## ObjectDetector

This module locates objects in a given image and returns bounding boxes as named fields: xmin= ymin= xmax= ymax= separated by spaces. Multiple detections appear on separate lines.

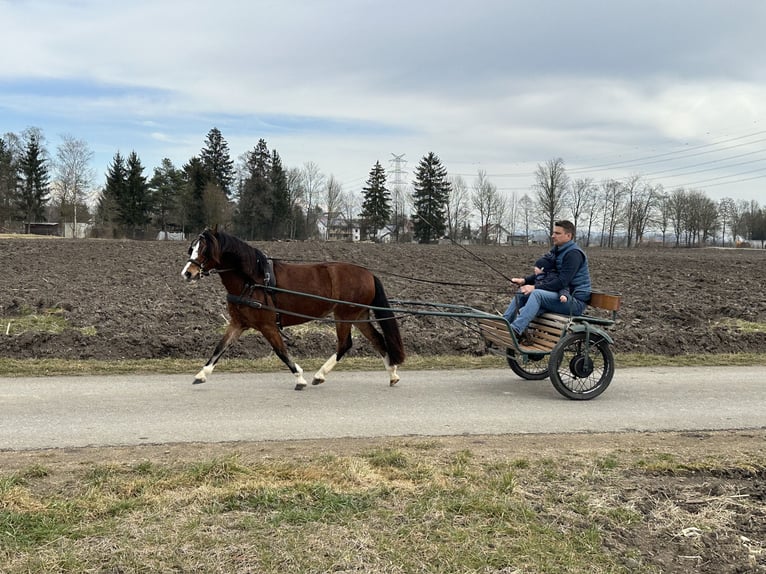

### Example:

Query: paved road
xmin=1 ymin=366 xmax=763 ymax=451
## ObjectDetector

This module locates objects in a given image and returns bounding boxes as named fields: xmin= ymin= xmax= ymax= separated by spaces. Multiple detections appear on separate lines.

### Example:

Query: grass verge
xmin=0 ymin=352 xmax=765 ymax=377
xmin=1 ymin=433 xmax=763 ymax=573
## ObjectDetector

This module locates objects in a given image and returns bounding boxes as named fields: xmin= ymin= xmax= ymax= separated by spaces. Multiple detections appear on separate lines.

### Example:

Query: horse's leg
xmin=354 ymin=320 xmax=400 ymax=386
xmin=312 ymin=321 xmax=353 ymax=385
xmin=259 ymin=323 xmax=309 ymax=390
xmin=193 ymin=323 xmax=244 ymax=384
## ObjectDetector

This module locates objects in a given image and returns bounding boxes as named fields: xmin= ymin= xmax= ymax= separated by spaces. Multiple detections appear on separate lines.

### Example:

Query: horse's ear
xmin=212 ymin=224 xmax=219 ymax=234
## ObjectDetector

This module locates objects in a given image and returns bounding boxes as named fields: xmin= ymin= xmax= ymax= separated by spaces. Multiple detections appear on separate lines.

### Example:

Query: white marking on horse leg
xmin=383 ymin=354 xmax=400 ymax=386
xmin=193 ymin=364 xmax=215 ymax=384
xmin=293 ymin=363 xmax=308 ymax=390
xmin=312 ymin=354 xmax=338 ymax=385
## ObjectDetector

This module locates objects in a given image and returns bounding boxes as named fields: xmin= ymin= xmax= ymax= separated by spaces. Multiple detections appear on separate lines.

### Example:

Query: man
xmin=502 ymin=220 xmax=591 ymax=340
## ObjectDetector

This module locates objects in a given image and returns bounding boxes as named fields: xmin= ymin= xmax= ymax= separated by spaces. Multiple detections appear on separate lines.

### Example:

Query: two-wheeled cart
xmin=391 ymin=291 xmax=622 ymax=400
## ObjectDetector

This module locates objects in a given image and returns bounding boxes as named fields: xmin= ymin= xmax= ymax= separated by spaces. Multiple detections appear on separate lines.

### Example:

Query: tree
xmin=123 ymin=151 xmax=151 ymax=237
xmin=0 ymin=137 xmax=19 ymax=230
xmin=285 ymin=167 xmax=306 ymax=239
xmin=445 ymin=175 xmax=471 ymax=242
xmin=200 ymin=127 xmax=235 ymax=197
xmin=323 ymin=175 xmax=344 ymax=240
xmin=149 ymin=158 xmax=184 ymax=233
xmin=17 ymin=129 xmax=50 ymax=231
xmin=533 ymin=157 xmax=568 ymax=240
xmin=359 ymin=161 xmax=391 ymax=240
xmin=568 ymin=177 xmax=597 ymax=243
xmin=471 ymin=170 xmax=504 ymax=244
xmin=599 ymin=179 xmax=623 ymax=248
xmin=301 ymin=161 xmax=325 ymax=239
xmin=182 ymin=157 xmax=207 ymax=233
xmin=411 ymin=152 xmax=451 ymax=244
xmin=235 ymin=139 xmax=271 ymax=239
xmin=269 ymin=150 xmax=290 ymax=239
xmin=97 ymin=151 xmax=127 ymax=236
xmin=52 ymin=134 xmax=95 ymax=236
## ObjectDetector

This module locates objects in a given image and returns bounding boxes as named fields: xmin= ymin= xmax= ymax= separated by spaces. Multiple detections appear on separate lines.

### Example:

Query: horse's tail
xmin=371 ymin=275 xmax=406 ymax=365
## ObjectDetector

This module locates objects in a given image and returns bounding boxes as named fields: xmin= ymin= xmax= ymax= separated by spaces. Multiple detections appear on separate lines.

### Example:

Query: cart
xmin=391 ymin=291 xmax=621 ymax=400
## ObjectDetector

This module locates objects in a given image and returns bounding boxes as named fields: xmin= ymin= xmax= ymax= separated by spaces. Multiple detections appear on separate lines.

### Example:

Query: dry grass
xmin=1 ymin=432 xmax=764 ymax=573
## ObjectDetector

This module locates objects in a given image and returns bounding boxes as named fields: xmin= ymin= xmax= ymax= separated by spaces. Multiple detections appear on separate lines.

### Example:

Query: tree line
xmin=1 ymin=127 xmax=764 ymax=246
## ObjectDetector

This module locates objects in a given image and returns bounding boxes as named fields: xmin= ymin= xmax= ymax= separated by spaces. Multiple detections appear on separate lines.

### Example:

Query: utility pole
xmin=389 ymin=153 xmax=407 ymax=242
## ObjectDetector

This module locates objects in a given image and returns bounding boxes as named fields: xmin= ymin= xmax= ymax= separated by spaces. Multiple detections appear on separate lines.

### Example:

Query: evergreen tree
xmin=200 ymin=127 xmax=235 ymax=197
xmin=270 ymin=150 xmax=290 ymax=239
xmin=17 ymin=131 xmax=50 ymax=230
xmin=359 ymin=160 xmax=391 ymax=240
xmin=412 ymin=152 xmax=451 ymax=243
xmin=0 ymin=137 xmax=19 ymax=229
xmin=97 ymin=151 xmax=127 ymax=235
xmin=235 ymin=139 xmax=272 ymax=240
xmin=182 ymin=156 xmax=207 ymax=233
xmin=149 ymin=158 xmax=183 ymax=233
xmin=122 ymin=151 xmax=151 ymax=237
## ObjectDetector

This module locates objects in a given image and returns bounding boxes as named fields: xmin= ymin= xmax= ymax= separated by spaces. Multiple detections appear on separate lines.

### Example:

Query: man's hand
xmin=519 ymin=284 xmax=535 ymax=295
xmin=511 ymin=277 xmax=525 ymax=286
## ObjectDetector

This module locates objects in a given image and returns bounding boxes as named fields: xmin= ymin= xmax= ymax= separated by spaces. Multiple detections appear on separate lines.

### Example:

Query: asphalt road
xmin=1 ymin=366 xmax=763 ymax=451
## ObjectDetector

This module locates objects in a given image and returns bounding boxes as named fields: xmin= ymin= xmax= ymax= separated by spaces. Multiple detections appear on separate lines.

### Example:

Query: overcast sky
xmin=2 ymin=0 xmax=765 ymax=204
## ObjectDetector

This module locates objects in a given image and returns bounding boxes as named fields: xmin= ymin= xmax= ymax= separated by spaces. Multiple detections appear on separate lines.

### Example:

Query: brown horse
xmin=181 ymin=228 xmax=405 ymax=390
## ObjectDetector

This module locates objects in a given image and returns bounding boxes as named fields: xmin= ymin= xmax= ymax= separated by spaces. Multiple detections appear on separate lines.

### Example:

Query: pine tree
xmin=182 ymin=157 xmax=207 ymax=233
xmin=270 ymin=150 xmax=290 ymax=239
xmin=0 ymin=137 xmax=19 ymax=229
xmin=359 ymin=161 xmax=391 ymax=240
xmin=200 ymin=127 xmax=235 ymax=197
xmin=235 ymin=139 xmax=272 ymax=240
xmin=17 ymin=131 xmax=50 ymax=231
xmin=149 ymin=158 xmax=183 ymax=233
xmin=123 ymin=151 xmax=151 ymax=237
xmin=412 ymin=152 xmax=451 ymax=243
xmin=97 ymin=151 xmax=127 ymax=235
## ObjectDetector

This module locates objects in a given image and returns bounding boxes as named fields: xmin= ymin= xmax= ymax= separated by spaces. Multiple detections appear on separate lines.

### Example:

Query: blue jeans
xmin=502 ymin=290 xmax=585 ymax=334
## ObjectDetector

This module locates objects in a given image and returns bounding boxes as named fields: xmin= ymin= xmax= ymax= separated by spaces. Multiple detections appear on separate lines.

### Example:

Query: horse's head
xmin=182 ymin=228 xmax=221 ymax=282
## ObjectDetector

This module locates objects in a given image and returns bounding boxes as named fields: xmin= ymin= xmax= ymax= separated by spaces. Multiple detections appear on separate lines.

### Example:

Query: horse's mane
xmin=208 ymin=229 xmax=270 ymax=284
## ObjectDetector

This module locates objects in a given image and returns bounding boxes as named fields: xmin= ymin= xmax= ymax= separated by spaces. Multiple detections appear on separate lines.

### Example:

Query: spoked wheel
xmin=506 ymin=349 xmax=549 ymax=380
xmin=549 ymin=332 xmax=614 ymax=400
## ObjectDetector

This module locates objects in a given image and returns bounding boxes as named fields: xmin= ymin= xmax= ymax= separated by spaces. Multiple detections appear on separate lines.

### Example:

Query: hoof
xmin=311 ymin=378 xmax=325 ymax=385
xmin=193 ymin=378 xmax=206 ymax=385
xmin=389 ymin=378 xmax=400 ymax=387
xmin=294 ymin=383 xmax=306 ymax=391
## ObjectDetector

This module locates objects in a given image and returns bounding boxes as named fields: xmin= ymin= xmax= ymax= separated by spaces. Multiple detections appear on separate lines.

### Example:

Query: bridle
xmin=187 ymin=235 xmax=214 ymax=277
xmin=187 ymin=234 xmax=232 ymax=277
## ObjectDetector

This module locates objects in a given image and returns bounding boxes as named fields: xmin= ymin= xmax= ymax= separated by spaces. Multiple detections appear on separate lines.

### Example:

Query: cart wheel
xmin=548 ymin=333 xmax=614 ymax=400
xmin=506 ymin=349 xmax=549 ymax=380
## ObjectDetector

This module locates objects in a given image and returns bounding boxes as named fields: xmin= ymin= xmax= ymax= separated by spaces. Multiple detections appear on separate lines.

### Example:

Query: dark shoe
xmin=514 ymin=329 xmax=533 ymax=347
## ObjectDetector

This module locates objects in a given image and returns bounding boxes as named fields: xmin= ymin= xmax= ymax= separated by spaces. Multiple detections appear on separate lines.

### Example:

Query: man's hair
xmin=554 ymin=220 xmax=576 ymax=238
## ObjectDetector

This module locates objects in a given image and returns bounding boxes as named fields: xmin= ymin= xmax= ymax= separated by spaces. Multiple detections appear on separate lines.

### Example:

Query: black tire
xmin=506 ymin=349 xmax=549 ymax=380
xmin=549 ymin=332 xmax=614 ymax=400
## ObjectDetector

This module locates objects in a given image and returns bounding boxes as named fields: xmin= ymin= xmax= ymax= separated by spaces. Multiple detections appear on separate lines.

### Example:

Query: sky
xmin=2 ymin=0 xmax=765 ymax=205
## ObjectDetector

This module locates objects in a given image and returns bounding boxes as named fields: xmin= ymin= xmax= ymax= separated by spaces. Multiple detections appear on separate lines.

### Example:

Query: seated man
xmin=502 ymin=220 xmax=591 ymax=340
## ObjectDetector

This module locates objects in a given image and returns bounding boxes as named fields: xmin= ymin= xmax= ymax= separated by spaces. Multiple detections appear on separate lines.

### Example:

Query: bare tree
xmin=667 ymin=187 xmax=687 ymax=247
xmin=504 ymin=191 xmax=519 ymax=245
xmin=446 ymin=174 xmax=471 ymax=241
xmin=471 ymin=170 xmax=505 ymax=244
xmin=323 ymin=174 xmax=343 ymax=240
xmin=568 ymin=177 xmax=597 ymax=244
xmin=533 ymin=157 xmax=569 ymax=240
xmin=519 ymin=193 xmax=534 ymax=243
xmin=301 ymin=161 xmax=325 ymax=238
xmin=285 ymin=167 xmax=305 ymax=239
xmin=655 ymin=191 xmax=672 ymax=245
xmin=599 ymin=179 xmax=623 ymax=248
xmin=52 ymin=134 xmax=95 ymax=237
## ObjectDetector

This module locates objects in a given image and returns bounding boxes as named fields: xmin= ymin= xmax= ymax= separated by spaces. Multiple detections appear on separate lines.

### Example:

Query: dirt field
xmin=2 ymin=236 xmax=765 ymax=360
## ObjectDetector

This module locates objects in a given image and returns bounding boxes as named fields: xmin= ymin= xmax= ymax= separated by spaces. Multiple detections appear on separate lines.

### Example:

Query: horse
xmin=181 ymin=228 xmax=406 ymax=390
